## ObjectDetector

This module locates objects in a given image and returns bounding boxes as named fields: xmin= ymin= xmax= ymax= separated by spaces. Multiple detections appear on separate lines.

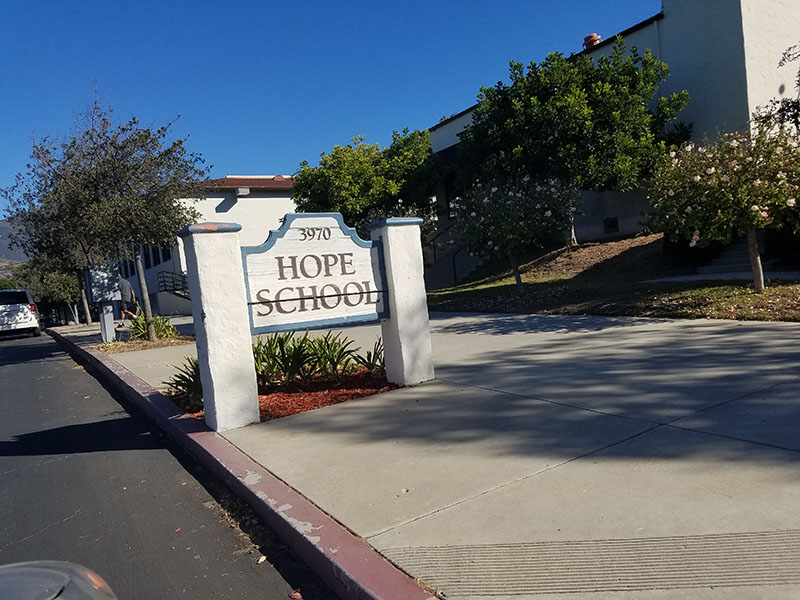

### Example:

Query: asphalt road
xmin=0 ymin=333 xmax=335 ymax=599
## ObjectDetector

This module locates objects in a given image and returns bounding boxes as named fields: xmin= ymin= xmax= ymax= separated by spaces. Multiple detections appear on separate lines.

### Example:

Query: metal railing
xmin=157 ymin=270 xmax=190 ymax=300
xmin=423 ymin=221 xmax=456 ymax=266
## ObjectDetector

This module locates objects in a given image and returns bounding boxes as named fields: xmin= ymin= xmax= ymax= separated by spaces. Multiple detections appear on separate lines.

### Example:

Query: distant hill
xmin=0 ymin=219 xmax=27 ymax=263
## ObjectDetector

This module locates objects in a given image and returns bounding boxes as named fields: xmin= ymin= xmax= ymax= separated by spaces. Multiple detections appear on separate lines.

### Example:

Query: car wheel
xmin=32 ymin=327 xmax=42 ymax=337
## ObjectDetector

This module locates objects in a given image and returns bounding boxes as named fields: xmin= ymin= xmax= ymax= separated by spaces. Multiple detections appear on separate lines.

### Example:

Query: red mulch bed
xmin=188 ymin=370 xmax=396 ymax=423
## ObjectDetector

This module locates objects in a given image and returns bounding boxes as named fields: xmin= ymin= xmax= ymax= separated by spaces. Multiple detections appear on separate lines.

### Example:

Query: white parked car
xmin=0 ymin=289 xmax=41 ymax=337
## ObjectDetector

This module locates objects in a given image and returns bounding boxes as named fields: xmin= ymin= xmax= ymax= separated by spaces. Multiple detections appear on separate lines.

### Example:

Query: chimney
xmin=583 ymin=33 xmax=602 ymax=49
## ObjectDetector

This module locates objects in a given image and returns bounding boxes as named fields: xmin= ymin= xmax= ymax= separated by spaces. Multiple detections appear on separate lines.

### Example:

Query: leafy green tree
xmin=647 ymin=126 xmax=800 ymax=292
xmin=3 ymin=108 xmax=118 ymax=324
xmin=3 ymin=102 xmax=207 ymax=340
xmin=104 ymin=116 xmax=207 ymax=340
xmin=293 ymin=129 xmax=438 ymax=233
xmin=0 ymin=275 xmax=21 ymax=289
xmin=458 ymin=38 xmax=690 ymax=267
xmin=11 ymin=258 xmax=79 ymax=318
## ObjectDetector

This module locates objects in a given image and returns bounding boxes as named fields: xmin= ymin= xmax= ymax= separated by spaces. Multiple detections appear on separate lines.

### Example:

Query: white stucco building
xmin=121 ymin=175 xmax=295 ymax=315
xmin=425 ymin=0 xmax=800 ymax=285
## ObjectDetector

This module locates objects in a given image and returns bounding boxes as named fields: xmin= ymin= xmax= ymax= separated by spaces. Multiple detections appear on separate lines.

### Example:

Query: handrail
xmin=425 ymin=221 xmax=456 ymax=246
xmin=157 ymin=270 xmax=189 ymax=296
xmin=423 ymin=221 xmax=458 ymax=266
xmin=451 ymin=244 xmax=469 ymax=285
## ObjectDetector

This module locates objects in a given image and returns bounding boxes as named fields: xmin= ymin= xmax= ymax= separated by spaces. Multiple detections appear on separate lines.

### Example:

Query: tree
xmin=105 ymin=116 xmax=207 ymax=340
xmin=457 ymin=38 xmax=690 ymax=271
xmin=453 ymin=165 xmax=575 ymax=291
xmin=0 ymin=275 xmax=21 ymax=289
xmin=11 ymin=258 xmax=80 ymax=320
xmin=292 ymin=129 xmax=438 ymax=233
xmin=3 ymin=102 xmax=207 ymax=340
xmin=647 ymin=126 xmax=800 ymax=292
xmin=3 ymin=108 xmax=120 ymax=324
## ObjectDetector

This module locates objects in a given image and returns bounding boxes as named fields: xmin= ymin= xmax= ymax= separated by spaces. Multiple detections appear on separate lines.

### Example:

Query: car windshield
xmin=0 ymin=291 xmax=29 ymax=306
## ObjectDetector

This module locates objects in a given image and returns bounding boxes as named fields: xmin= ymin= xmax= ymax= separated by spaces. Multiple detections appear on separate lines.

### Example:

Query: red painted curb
xmin=49 ymin=330 xmax=435 ymax=600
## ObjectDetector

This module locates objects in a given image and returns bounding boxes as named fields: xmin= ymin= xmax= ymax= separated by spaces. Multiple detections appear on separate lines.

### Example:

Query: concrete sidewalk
xmin=56 ymin=313 xmax=800 ymax=599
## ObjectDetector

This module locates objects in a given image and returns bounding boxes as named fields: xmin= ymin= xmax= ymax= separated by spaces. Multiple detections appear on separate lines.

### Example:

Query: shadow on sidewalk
xmin=430 ymin=312 xmax=659 ymax=335
xmin=260 ymin=318 xmax=800 ymax=464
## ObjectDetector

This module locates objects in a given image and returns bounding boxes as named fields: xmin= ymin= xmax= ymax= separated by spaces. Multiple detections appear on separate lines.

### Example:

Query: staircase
xmin=422 ymin=223 xmax=486 ymax=290
xmin=696 ymin=232 xmax=764 ymax=275
xmin=157 ymin=270 xmax=190 ymax=300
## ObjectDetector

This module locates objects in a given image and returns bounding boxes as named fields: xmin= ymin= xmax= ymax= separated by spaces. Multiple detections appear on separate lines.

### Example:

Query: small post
xmin=367 ymin=217 xmax=435 ymax=386
xmin=178 ymin=223 xmax=259 ymax=431
xmin=98 ymin=302 xmax=116 ymax=343
xmin=83 ymin=265 xmax=120 ymax=343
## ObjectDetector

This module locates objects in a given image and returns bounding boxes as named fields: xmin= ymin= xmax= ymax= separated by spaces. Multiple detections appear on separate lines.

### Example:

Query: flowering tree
xmin=648 ymin=125 xmax=800 ymax=292
xmin=454 ymin=165 xmax=575 ymax=292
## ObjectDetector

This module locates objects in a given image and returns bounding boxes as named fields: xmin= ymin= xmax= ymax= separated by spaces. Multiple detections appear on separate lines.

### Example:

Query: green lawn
xmin=428 ymin=234 xmax=800 ymax=322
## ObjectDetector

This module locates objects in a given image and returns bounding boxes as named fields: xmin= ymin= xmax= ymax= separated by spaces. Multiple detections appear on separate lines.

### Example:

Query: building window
xmin=603 ymin=217 xmax=619 ymax=234
xmin=151 ymin=245 xmax=161 ymax=266
xmin=162 ymin=245 xmax=171 ymax=261
xmin=143 ymin=245 xmax=152 ymax=269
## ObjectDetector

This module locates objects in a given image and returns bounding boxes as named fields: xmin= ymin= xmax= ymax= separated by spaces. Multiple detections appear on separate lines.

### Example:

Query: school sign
xmin=242 ymin=214 xmax=387 ymax=333
xmin=179 ymin=213 xmax=434 ymax=432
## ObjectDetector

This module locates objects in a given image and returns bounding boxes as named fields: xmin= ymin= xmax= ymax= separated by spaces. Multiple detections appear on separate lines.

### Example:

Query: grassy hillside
xmin=428 ymin=234 xmax=800 ymax=321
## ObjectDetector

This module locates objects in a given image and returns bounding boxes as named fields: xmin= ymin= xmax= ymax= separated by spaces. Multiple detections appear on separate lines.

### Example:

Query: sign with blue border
xmin=241 ymin=213 xmax=388 ymax=334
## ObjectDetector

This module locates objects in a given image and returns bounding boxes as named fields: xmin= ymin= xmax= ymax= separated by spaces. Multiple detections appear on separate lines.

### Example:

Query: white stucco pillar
xmin=178 ymin=223 xmax=259 ymax=431
xmin=368 ymin=217 xmax=435 ymax=386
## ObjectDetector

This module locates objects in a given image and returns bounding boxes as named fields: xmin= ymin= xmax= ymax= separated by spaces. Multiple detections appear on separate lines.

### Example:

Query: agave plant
xmin=130 ymin=312 xmax=178 ymax=339
xmin=252 ymin=333 xmax=287 ymax=387
xmin=164 ymin=356 xmax=203 ymax=413
xmin=312 ymin=331 xmax=356 ymax=381
xmin=354 ymin=338 xmax=384 ymax=372
xmin=273 ymin=332 xmax=318 ymax=386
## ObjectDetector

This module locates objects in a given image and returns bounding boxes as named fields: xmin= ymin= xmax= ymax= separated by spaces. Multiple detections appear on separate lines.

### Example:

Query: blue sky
xmin=1 ymin=1 xmax=661 ymax=213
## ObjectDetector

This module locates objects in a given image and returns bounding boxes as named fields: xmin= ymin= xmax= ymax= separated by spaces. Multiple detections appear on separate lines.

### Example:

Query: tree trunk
xmin=508 ymin=250 xmax=524 ymax=294
xmin=565 ymin=188 xmax=580 ymax=247
xmin=67 ymin=302 xmax=78 ymax=324
xmin=134 ymin=246 xmax=157 ymax=341
xmin=78 ymin=272 xmax=92 ymax=325
xmin=564 ymin=220 xmax=578 ymax=247
xmin=747 ymin=229 xmax=765 ymax=293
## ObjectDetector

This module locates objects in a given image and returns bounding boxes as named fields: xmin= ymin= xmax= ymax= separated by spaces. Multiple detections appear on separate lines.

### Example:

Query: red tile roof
xmin=203 ymin=175 xmax=294 ymax=191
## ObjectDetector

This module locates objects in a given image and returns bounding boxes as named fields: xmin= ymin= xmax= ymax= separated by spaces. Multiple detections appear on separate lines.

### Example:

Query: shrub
xmin=354 ymin=338 xmax=385 ymax=372
xmin=165 ymin=356 xmax=203 ymax=412
xmin=166 ymin=333 xmax=387 ymax=406
xmin=312 ymin=331 xmax=356 ymax=380
xmin=274 ymin=332 xmax=318 ymax=386
xmin=130 ymin=313 xmax=178 ymax=339
xmin=252 ymin=332 xmax=291 ymax=387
